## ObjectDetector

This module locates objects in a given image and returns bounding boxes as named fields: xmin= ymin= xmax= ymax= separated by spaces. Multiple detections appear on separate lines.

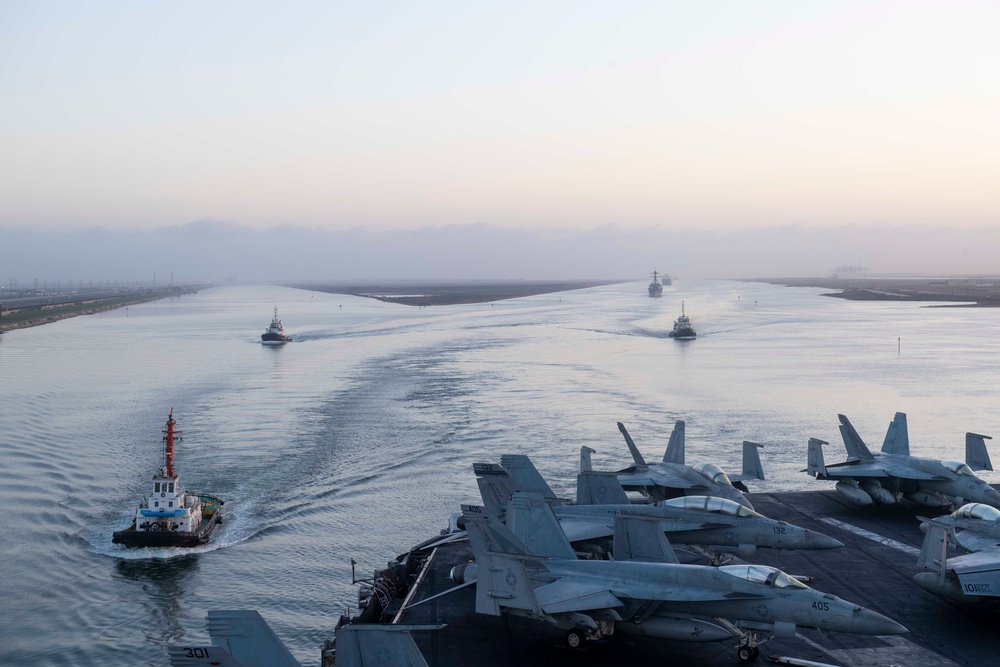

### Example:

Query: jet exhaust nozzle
xmin=450 ymin=562 xmax=477 ymax=585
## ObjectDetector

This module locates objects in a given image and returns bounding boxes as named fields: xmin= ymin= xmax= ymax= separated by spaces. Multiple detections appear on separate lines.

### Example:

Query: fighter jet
xmin=600 ymin=421 xmax=764 ymax=508
xmin=167 ymin=609 xmax=441 ymax=667
xmin=455 ymin=494 xmax=906 ymax=660
xmin=806 ymin=412 xmax=1000 ymax=509
xmin=473 ymin=459 xmax=843 ymax=560
xmin=914 ymin=503 xmax=1000 ymax=602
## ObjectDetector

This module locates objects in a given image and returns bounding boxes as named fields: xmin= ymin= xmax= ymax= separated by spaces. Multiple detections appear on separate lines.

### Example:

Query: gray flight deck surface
xmin=392 ymin=490 xmax=998 ymax=666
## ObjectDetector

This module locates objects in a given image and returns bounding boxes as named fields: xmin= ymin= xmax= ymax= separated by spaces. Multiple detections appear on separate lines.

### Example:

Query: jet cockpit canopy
xmin=690 ymin=462 xmax=732 ymax=486
xmin=660 ymin=495 xmax=762 ymax=518
xmin=943 ymin=460 xmax=976 ymax=477
xmin=719 ymin=564 xmax=809 ymax=589
xmin=953 ymin=503 xmax=1000 ymax=522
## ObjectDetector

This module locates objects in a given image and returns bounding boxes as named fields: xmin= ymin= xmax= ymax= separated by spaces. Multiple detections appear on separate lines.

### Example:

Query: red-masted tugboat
xmin=113 ymin=410 xmax=224 ymax=548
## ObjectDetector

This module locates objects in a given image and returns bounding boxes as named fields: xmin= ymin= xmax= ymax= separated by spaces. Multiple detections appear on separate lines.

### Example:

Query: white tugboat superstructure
xmin=261 ymin=306 xmax=292 ymax=344
xmin=669 ymin=301 xmax=697 ymax=340
xmin=113 ymin=410 xmax=223 ymax=548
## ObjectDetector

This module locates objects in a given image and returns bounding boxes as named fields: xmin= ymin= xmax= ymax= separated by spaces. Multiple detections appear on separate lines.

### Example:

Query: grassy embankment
xmin=0 ymin=290 xmax=192 ymax=332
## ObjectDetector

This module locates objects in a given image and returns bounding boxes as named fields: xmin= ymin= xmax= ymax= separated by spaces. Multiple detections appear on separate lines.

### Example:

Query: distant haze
xmin=1 ymin=221 xmax=998 ymax=284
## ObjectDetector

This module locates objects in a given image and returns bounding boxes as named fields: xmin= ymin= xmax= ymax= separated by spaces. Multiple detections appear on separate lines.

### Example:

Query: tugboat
xmin=668 ymin=301 xmax=697 ymax=339
xmin=648 ymin=271 xmax=664 ymax=297
xmin=113 ymin=410 xmax=224 ymax=548
xmin=261 ymin=306 xmax=292 ymax=345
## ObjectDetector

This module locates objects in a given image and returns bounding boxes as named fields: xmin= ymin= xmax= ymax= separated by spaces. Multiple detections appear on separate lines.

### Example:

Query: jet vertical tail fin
xmin=580 ymin=446 xmax=595 ymax=472
xmin=168 ymin=645 xmax=246 ymax=667
xmin=613 ymin=513 xmax=680 ymax=563
xmin=663 ymin=420 xmax=686 ymax=464
xmin=203 ymin=610 xmax=300 ymax=667
xmin=618 ymin=422 xmax=648 ymax=469
xmin=461 ymin=507 xmax=548 ymax=617
xmin=576 ymin=471 xmax=631 ymax=505
xmin=462 ymin=505 xmax=533 ymax=559
xmin=506 ymin=492 xmax=577 ymax=558
xmin=916 ymin=520 xmax=950 ymax=576
xmin=474 ymin=463 xmax=519 ymax=520
xmin=474 ymin=550 xmax=544 ymax=617
xmin=740 ymin=441 xmax=765 ymax=481
xmin=966 ymin=432 xmax=994 ymax=471
xmin=806 ymin=438 xmax=828 ymax=477
xmin=881 ymin=412 xmax=910 ymax=455
xmin=838 ymin=414 xmax=876 ymax=462
xmin=499 ymin=455 xmax=557 ymax=500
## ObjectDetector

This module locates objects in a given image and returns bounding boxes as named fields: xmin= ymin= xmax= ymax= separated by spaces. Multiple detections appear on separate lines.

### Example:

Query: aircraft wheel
xmin=738 ymin=646 xmax=754 ymax=662
xmin=751 ymin=646 xmax=760 ymax=661
xmin=565 ymin=629 xmax=584 ymax=649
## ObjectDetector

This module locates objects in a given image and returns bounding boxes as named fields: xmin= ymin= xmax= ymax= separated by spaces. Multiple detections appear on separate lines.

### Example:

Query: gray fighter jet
xmin=455 ymin=494 xmax=906 ymax=660
xmin=806 ymin=412 xmax=1000 ymax=508
xmin=915 ymin=503 xmax=1000 ymax=601
xmin=474 ymin=460 xmax=842 ymax=560
xmin=167 ymin=609 xmax=441 ymax=667
xmin=603 ymin=421 xmax=764 ymax=508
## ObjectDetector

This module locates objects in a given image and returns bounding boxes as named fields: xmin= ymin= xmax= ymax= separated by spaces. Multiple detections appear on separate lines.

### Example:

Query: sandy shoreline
xmin=0 ymin=288 xmax=199 ymax=333
xmin=291 ymin=279 xmax=627 ymax=306
xmin=755 ymin=277 xmax=1000 ymax=306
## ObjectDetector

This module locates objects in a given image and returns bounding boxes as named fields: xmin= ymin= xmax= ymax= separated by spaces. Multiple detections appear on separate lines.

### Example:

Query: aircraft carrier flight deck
xmin=386 ymin=489 xmax=996 ymax=667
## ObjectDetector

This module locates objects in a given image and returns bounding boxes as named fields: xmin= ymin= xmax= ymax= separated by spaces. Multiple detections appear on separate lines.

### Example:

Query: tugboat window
xmin=155 ymin=501 xmax=159 ymax=507
xmin=169 ymin=501 xmax=173 ymax=507
xmin=168 ymin=482 xmax=174 ymax=492
xmin=155 ymin=483 xmax=161 ymax=492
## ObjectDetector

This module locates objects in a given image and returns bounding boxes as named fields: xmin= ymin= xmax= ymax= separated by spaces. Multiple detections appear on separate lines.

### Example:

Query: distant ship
xmin=261 ymin=306 xmax=292 ymax=344
xmin=648 ymin=271 xmax=664 ymax=297
xmin=668 ymin=301 xmax=697 ymax=339
xmin=113 ymin=410 xmax=224 ymax=548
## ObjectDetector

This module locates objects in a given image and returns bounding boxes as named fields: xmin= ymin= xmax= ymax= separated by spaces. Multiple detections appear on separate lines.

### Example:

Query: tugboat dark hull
xmin=113 ymin=508 xmax=222 ymax=548
xmin=669 ymin=328 xmax=697 ymax=340
xmin=261 ymin=332 xmax=291 ymax=344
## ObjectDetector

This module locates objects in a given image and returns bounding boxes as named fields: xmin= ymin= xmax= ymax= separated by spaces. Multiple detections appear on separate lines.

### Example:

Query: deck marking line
xmin=825 ymin=635 xmax=962 ymax=667
xmin=797 ymin=632 xmax=960 ymax=667
xmin=817 ymin=518 xmax=921 ymax=556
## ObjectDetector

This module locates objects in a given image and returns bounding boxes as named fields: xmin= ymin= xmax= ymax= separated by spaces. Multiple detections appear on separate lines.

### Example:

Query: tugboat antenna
xmin=162 ymin=408 xmax=180 ymax=478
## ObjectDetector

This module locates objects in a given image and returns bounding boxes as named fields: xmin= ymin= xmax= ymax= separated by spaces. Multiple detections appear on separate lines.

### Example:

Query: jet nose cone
xmin=734 ymin=494 xmax=754 ymax=510
xmin=984 ymin=487 xmax=1000 ymax=508
xmin=804 ymin=530 xmax=845 ymax=550
xmin=851 ymin=607 xmax=908 ymax=635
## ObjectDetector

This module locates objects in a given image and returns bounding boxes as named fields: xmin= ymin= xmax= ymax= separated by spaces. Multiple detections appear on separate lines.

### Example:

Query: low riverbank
xmin=290 ymin=279 xmax=626 ymax=306
xmin=0 ymin=287 xmax=201 ymax=333
xmin=754 ymin=277 xmax=1000 ymax=306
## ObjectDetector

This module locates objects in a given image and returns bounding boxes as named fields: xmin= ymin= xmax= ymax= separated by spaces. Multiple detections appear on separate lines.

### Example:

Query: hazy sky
xmin=3 ymin=1 xmax=1000 ymax=234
